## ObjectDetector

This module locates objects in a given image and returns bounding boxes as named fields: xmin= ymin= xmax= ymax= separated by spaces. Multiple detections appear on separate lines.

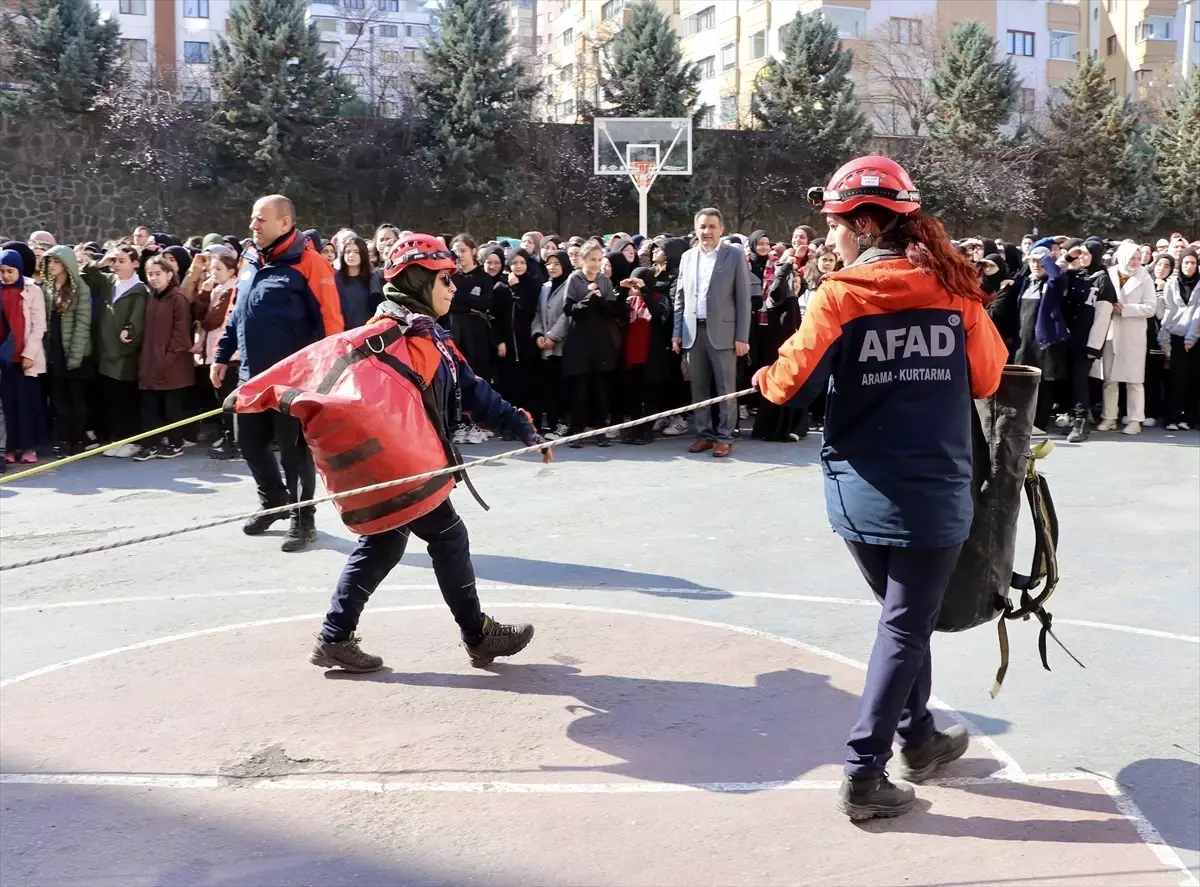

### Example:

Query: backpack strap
xmin=989 ymin=440 xmax=1084 ymax=697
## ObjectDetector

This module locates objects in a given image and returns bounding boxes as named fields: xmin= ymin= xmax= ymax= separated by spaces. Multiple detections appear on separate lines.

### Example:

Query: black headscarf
xmin=748 ymin=229 xmax=771 ymax=281
xmin=222 ymin=235 xmax=243 ymax=257
xmin=630 ymin=266 xmax=658 ymax=294
xmin=605 ymin=249 xmax=635 ymax=295
xmin=1084 ymin=238 xmax=1107 ymax=272
xmin=507 ymin=247 xmax=543 ymax=314
xmin=981 ymin=238 xmax=998 ymax=258
xmin=1153 ymin=252 xmax=1175 ymax=280
xmin=546 ymin=250 xmax=572 ymax=288
xmin=1177 ymin=247 xmax=1198 ymax=305
xmin=981 ymin=253 xmax=1006 ymax=295
xmin=1002 ymin=243 xmax=1023 ymax=280
xmin=478 ymin=245 xmax=506 ymax=278
xmin=153 ymin=232 xmax=179 ymax=248
xmin=303 ymin=228 xmax=323 ymax=254
xmin=164 ymin=245 xmax=192 ymax=279
xmin=659 ymin=237 xmax=688 ymax=274
xmin=0 ymin=241 xmax=36 ymax=277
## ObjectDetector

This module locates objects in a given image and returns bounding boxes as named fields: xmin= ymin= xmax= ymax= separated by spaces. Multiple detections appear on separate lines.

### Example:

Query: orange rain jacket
xmin=758 ymin=256 xmax=1008 ymax=548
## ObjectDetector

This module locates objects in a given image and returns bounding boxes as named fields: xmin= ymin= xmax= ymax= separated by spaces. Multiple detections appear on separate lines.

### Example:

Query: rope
xmin=0 ymin=407 xmax=225 ymax=486
xmin=0 ymin=387 xmax=757 ymax=572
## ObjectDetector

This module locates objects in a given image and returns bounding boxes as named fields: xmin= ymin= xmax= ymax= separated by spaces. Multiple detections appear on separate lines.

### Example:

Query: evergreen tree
xmin=600 ymin=0 xmax=700 ymax=117
xmin=416 ymin=0 xmax=536 ymax=221
xmin=208 ymin=0 xmax=352 ymax=194
xmin=929 ymin=21 xmax=1019 ymax=144
xmin=1043 ymin=54 xmax=1160 ymax=233
xmin=1150 ymin=74 xmax=1200 ymax=233
xmin=0 ymin=0 xmax=124 ymax=120
xmin=751 ymin=9 xmax=870 ymax=175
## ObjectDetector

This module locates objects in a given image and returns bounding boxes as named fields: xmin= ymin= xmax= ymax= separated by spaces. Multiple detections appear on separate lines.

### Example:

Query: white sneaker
xmin=1179 ymin=422 xmax=1192 ymax=431
xmin=452 ymin=426 xmax=468 ymax=445
xmin=605 ymin=425 xmax=622 ymax=440
xmin=653 ymin=417 xmax=669 ymax=432
xmin=102 ymin=446 xmax=122 ymax=457
xmin=553 ymin=422 xmax=569 ymax=438
xmin=467 ymin=426 xmax=488 ymax=444
xmin=1166 ymin=423 xmax=1180 ymax=431
xmin=738 ymin=405 xmax=750 ymax=421
xmin=109 ymin=443 xmax=141 ymax=458
xmin=1143 ymin=418 xmax=1156 ymax=427
xmin=1032 ymin=426 xmax=1047 ymax=437
xmin=180 ymin=439 xmax=198 ymax=448
xmin=663 ymin=417 xmax=690 ymax=436
xmin=1122 ymin=421 xmax=1141 ymax=435
xmin=1054 ymin=413 xmax=1072 ymax=428
xmin=1097 ymin=419 xmax=1118 ymax=432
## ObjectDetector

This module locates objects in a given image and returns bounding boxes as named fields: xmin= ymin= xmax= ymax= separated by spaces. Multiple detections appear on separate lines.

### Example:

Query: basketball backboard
xmin=594 ymin=117 xmax=692 ymax=177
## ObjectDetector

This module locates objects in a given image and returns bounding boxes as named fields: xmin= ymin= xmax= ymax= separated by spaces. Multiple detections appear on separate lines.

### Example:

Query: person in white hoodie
xmin=1087 ymin=240 xmax=1158 ymax=435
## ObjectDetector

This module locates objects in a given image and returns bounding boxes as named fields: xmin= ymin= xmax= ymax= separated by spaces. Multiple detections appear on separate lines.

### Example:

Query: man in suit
xmin=672 ymin=208 xmax=752 ymax=457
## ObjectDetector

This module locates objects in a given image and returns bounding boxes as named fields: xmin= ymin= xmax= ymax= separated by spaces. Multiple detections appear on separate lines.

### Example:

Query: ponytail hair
xmin=835 ymin=207 xmax=989 ymax=304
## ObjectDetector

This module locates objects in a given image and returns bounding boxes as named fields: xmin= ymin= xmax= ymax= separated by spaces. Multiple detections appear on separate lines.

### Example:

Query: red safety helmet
xmin=807 ymin=155 xmax=921 ymax=216
xmin=383 ymin=234 xmax=457 ymax=282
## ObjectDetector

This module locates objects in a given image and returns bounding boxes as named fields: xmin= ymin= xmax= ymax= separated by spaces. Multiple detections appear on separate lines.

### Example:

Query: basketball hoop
xmin=631 ymin=161 xmax=657 ymax=194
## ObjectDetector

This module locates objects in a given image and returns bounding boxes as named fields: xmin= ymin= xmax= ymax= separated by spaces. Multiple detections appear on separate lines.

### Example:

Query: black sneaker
xmin=465 ymin=616 xmax=535 ymax=668
xmin=595 ymin=437 xmax=612 ymax=448
xmin=895 ymin=725 xmax=970 ymax=784
xmin=132 ymin=445 xmax=159 ymax=462
xmin=309 ymin=633 xmax=384 ymax=672
xmin=208 ymin=438 xmax=237 ymax=460
xmin=281 ymin=511 xmax=317 ymax=553
xmin=835 ymin=773 xmax=916 ymax=821
xmin=243 ymin=507 xmax=288 ymax=536
xmin=155 ymin=444 xmax=183 ymax=459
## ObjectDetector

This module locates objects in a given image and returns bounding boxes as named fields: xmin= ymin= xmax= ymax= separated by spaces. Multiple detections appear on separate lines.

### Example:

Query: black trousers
xmin=843 ymin=540 xmax=963 ymax=779
xmin=99 ymin=375 xmax=142 ymax=444
xmin=140 ymin=388 xmax=186 ymax=448
xmin=321 ymin=500 xmax=485 ymax=644
xmin=238 ymin=410 xmax=316 ymax=515
xmin=568 ymin=371 xmax=612 ymax=432
xmin=623 ymin=363 xmax=661 ymax=437
xmin=539 ymin=356 xmax=565 ymax=428
xmin=1165 ymin=336 xmax=1200 ymax=425
xmin=49 ymin=373 xmax=89 ymax=449
xmin=213 ymin=362 xmax=239 ymax=442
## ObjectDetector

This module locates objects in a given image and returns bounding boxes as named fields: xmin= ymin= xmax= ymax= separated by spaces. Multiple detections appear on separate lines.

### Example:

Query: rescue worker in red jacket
xmin=309 ymin=235 xmax=553 ymax=673
xmin=753 ymin=157 xmax=1008 ymax=821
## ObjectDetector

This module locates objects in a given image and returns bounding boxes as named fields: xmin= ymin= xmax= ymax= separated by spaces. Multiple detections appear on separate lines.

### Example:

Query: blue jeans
xmin=321 ymin=500 xmax=486 ymax=645
xmin=843 ymin=540 xmax=963 ymax=778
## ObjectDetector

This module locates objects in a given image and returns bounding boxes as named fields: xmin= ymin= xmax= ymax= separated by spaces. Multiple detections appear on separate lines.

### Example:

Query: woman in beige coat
xmin=1088 ymin=241 xmax=1158 ymax=435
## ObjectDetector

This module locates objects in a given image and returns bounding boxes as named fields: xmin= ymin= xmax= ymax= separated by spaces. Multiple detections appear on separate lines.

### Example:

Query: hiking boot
xmin=895 ymin=725 xmax=970 ymax=783
xmin=465 ymin=616 xmax=535 ymax=667
xmin=281 ymin=511 xmax=317 ymax=552
xmin=835 ymin=774 xmax=917 ymax=821
xmin=309 ymin=633 xmax=384 ymax=672
xmin=1067 ymin=416 xmax=1089 ymax=443
xmin=243 ymin=507 xmax=288 ymax=536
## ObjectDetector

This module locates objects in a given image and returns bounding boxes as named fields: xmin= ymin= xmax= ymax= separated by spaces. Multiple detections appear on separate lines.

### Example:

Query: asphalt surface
xmin=0 ymin=424 xmax=1197 ymax=885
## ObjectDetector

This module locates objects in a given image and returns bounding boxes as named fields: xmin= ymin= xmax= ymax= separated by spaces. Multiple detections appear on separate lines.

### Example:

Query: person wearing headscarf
xmin=621 ymin=265 xmax=673 ymax=443
xmin=561 ymin=241 xmax=622 ymax=447
xmin=222 ymin=235 xmax=243 ymax=258
xmin=1014 ymin=245 xmax=1071 ymax=431
xmin=0 ymin=248 xmax=48 ymax=464
xmin=531 ymin=248 xmax=573 ymax=438
xmin=1145 ymin=252 xmax=1176 ymax=424
xmin=979 ymin=253 xmax=1006 ymax=297
xmin=1 ymin=241 xmax=37 ymax=278
xmin=655 ymin=236 xmax=691 ymax=433
xmin=1086 ymin=240 xmax=1158 ymax=434
xmin=163 ymin=245 xmax=193 ymax=282
xmin=474 ymin=244 xmax=513 ymax=412
xmin=1051 ymin=239 xmax=1106 ymax=442
xmin=40 ymin=245 xmax=93 ymax=456
xmin=602 ymin=247 xmax=635 ymax=432
xmin=986 ymin=243 xmax=1024 ymax=360
xmin=502 ymin=247 xmax=546 ymax=427
xmin=1158 ymin=247 xmax=1200 ymax=429
xmin=152 ymin=233 xmax=178 ymax=249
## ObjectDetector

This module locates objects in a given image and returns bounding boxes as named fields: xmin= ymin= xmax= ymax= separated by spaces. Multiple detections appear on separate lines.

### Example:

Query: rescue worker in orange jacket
xmin=309 ymin=235 xmax=553 ymax=673
xmin=753 ymin=157 xmax=1008 ymax=821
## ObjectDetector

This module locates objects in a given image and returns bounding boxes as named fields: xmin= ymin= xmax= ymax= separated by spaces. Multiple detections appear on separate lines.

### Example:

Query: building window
xmin=749 ymin=30 xmax=766 ymax=60
xmin=121 ymin=38 xmax=148 ymax=63
xmin=1048 ymin=85 xmax=1065 ymax=105
xmin=779 ymin=22 xmax=793 ymax=50
xmin=313 ymin=18 xmax=338 ymax=33
xmin=405 ymin=48 xmax=419 ymax=63
xmin=719 ymin=93 xmax=737 ymax=125
xmin=561 ymin=29 xmax=574 ymax=47
xmin=556 ymin=100 xmax=575 ymax=119
xmin=1006 ymin=30 xmax=1035 ymax=56
xmin=349 ymin=74 xmax=366 ymax=88
xmin=346 ymin=22 xmax=363 ymax=35
xmin=601 ymin=0 xmax=626 ymax=21
xmin=1106 ymin=34 xmax=1118 ymax=56
xmin=380 ymin=50 xmax=400 ymax=64
xmin=344 ymin=0 xmax=365 ymax=8
xmin=684 ymin=6 xmax=716 ymax=36
xmin=380 ymin=101 xmax=399 ymax=117
xmin=183 ymin=41 xmax=210 ymax=64
xmin=1048 ymin=30 xmax=1077 ymax=60
xmin=1195 ymin=20 xmax=1200 ymax=43
xmin=820 ymin=6 xmax=866 ymax=39
xmin=1137 ymin=16 xmax=1175 ymax=42
xmin=183 ymin=86 xmax=211 ymax=102
xmin=311 ymin=0 xmax=338 ymax=4
xmin=1019 ymin=87 xmax=1036 ymax=115
xmin=118 ymin=0 xmax=146 ymax=13
xmin=379 ymin=0 xmax=400 ymax=10
xmin=1108 ymin=76 xmax=1117 ymax=92
xmin=184 ymin=0 xmax=209 ymax=18
xmin=559 ymin=63 xmax=574 ymax=81
xmin=697 ymin=55 xmax=715 ymax=79
xmin=377 ymin=24 xmax=398 ymax=37
xmin=698 ymin=106 xmax=715 ymax=128
xmin=720 ymin=42 xmax=736 ymax=70
xmin=346 ymin=48 xmax=365 ymax=62
xmin=321 ymin=41 xmax=340 ymax=59
xmin=889 ymin=17 xmax=919 ymax=44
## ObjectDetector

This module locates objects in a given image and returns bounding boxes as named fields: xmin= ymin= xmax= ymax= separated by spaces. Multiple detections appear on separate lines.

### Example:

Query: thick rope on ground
xmin=0 ymin=388 xmax=756 ymax=572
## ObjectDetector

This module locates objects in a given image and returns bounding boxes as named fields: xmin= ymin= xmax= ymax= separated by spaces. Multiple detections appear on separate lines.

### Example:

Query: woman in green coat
xmin=40 ymin=245 xmax=93 ymax=456
xmin=83 ymin=245 xmax=147 ymax=456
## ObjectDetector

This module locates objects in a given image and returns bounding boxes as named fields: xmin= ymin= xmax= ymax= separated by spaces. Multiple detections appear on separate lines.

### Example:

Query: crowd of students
xmin=1 ymin=220 xmax=1197 ymax=473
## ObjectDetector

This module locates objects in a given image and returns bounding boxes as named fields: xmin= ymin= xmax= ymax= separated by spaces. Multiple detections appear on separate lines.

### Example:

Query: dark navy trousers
xmin=321 ymin=500 xmax=486 ymax=645
xmin=843 ymin=540 xmax=963 ymax=779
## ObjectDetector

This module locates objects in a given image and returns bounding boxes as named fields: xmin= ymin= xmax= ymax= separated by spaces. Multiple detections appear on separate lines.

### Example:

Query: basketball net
xmin=630 ymin=161 xmax=657 ymax=195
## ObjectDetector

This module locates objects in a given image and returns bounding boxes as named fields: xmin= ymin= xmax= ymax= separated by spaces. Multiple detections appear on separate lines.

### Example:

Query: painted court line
xmin=2 ymin=584 xmax=1196 ymax=645
xmin=0 ymin=601 xmax=1192 ymax=886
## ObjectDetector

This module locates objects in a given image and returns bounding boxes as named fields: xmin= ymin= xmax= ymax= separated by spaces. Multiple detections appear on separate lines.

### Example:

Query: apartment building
xmin=93 ymin=0 xmax=432 ymax=114
xmin=533 ymin=0 xmax=1200 ymax=130
xmin=508 ymin=0 xmax=539 ymax=68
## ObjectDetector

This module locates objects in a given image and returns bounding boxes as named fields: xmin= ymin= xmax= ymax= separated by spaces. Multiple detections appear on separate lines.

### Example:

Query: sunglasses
xmin=436 ymin=272 xmax=454 ymax=287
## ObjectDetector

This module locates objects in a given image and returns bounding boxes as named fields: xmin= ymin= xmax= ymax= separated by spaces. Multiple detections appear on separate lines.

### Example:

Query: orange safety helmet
xmin=807 ymin=156 xmax=921 ymax=217
xmin=384 ymin=234 xmax=457 ymax=282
